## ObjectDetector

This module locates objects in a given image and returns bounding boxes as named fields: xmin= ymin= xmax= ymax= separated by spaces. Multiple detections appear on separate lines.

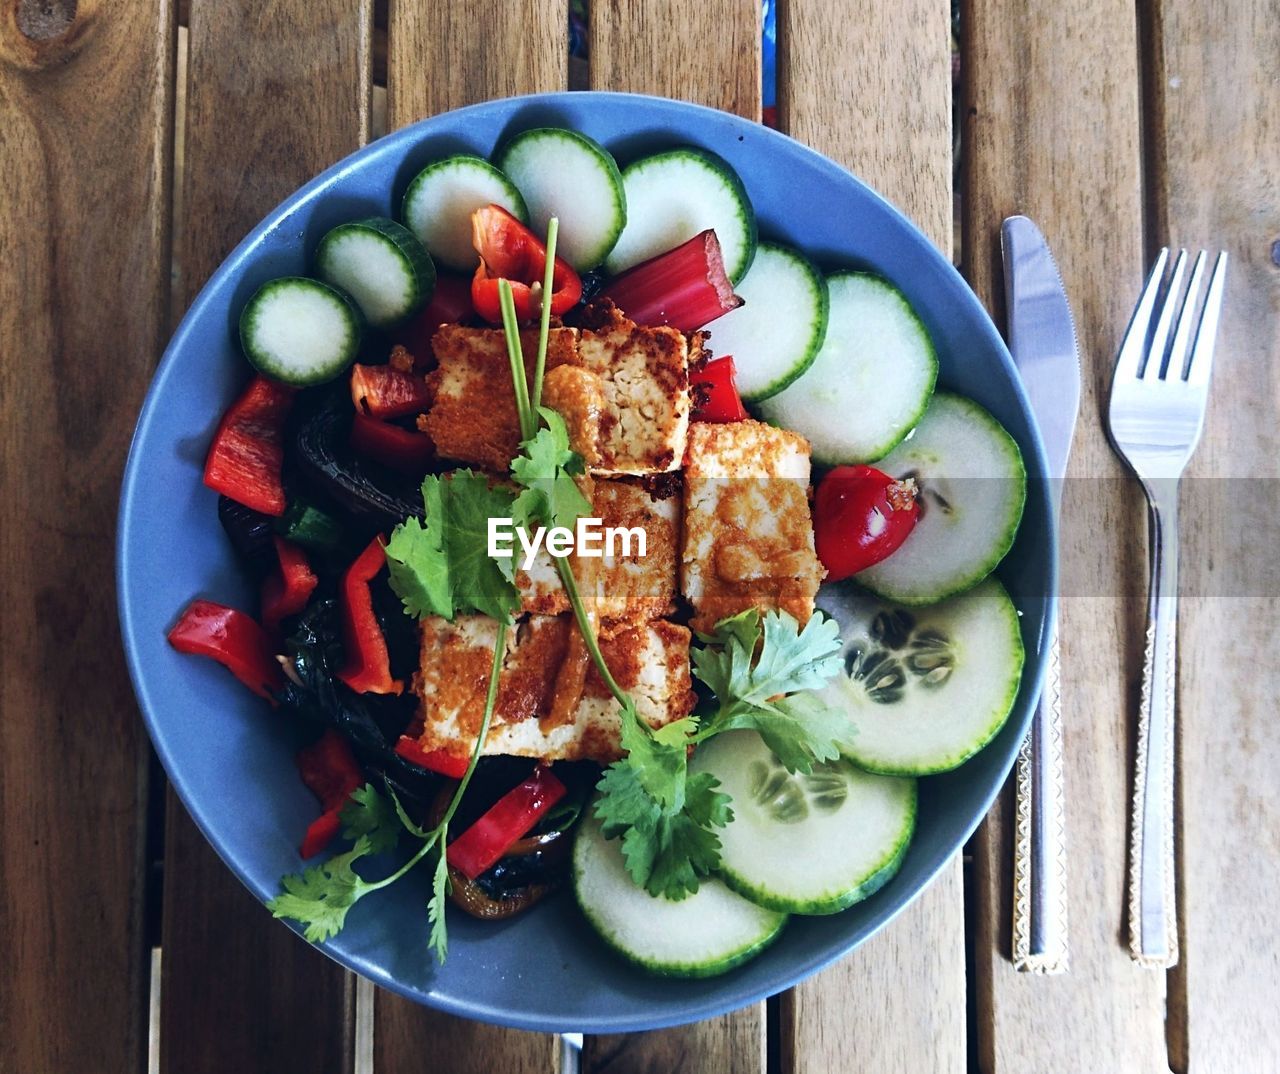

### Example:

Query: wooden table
xmin=3 ymin=0 xmax=1276 ymax=1070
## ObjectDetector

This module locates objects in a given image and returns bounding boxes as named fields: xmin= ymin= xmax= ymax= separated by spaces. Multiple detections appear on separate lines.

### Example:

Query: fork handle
xmin=1127 ymin=486 xmax=1179 ymax=967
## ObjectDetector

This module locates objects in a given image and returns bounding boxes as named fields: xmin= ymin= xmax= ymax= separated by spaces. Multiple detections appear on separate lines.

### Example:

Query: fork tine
xmin=1143 ymin=250 xmax=1187 ymax=379
xmin=1164 ymin=251 xmax=1208 ymax=381
xmin=1185 ymin=251 xmax=1228 ymax=385
xmin=1114 ymin=248 xmax=1169 ymax=381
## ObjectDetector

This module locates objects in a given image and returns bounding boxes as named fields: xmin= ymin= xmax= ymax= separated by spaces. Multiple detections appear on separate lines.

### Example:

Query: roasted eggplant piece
xmin=217 ymin=495 xmax=276 ymax=573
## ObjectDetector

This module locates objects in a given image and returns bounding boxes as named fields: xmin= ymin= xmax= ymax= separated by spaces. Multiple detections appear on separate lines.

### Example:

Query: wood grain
xmin=577 ymin=6 xmax=764 ymax=1071
xmin=775 ymin=3 xmax=965 ymax=1070
xmin=1143 ymin=0 xmax=1280 ymax=1068
xmin=589 ymin=0 xmax=761 ymax=117
xmin=0 ymin=1 xmax=172 ymax=1070
xmin=158 ymin=3 xmax=370 ymax=1071
xmin=373 ymin=1 xmax=565 ymax=1068
xmin=386 ymin=0 xmax=567 ymax=129
xmin=962 ymin=0 xmax=1173 ymax=1069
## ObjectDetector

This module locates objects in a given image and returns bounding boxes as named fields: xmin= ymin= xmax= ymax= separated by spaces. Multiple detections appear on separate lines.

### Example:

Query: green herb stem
xmin=531 ymin=216 xmax=560 ymax=413
xmin=498 ymin=280 xmax=535 ymax=442
xmin=554 ymin=556 xmax=629 ymax=707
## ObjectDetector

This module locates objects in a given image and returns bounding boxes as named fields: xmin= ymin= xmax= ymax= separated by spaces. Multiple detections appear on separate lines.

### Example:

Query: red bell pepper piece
xmin=470 ymin=205 xmax=582 ymax=324
xmin=349 ymin=412 xmax=436 ymax=474
xmin=261 ymin=537 xmax=319 ymax=633
xmin=446 ymin=766 xmax=568 ymax=880
xmin=690 ymin=356 xmax=749 ymax=423
xmin=167 ymin=599 xmax=283 ymax=700
xmin=601 ymin=229 xmax=742 ymax=331
xmin=393 ymin=736 xmax=470 ymax=779
xmin=350 ymin=362 xmax=432 ymax=420
xmin=296 ymin=730 xmax=365 ymax=859
xmin=203 ymin=375 xmax=294 ymax=516
xmin=336 ymin=537 xmax=402 ymax=695
xmin=397 ymin=274 xmax=475 ymax=364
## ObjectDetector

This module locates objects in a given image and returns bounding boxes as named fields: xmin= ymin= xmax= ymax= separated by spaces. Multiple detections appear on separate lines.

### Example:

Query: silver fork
xmin=1106 ymin=248 xmax=1228 ymax=967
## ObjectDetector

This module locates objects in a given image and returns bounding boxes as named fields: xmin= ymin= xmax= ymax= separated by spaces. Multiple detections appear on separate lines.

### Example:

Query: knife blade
xmin=1001 ymin=215 xmax=1080 ymax=974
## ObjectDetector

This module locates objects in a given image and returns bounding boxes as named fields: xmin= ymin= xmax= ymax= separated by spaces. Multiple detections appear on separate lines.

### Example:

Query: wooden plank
xmin=158 ymin=2 xmax=370 ymax=1071
xmin=1143 ymin=1 xmax=1280 ymax=1069
xmin=961 ymin=0 xmax=1173 ymax=1069
xmin=774 ymin=2 xmax=965 ymax=1071
xmin=372 ymin=2 xmax=564 ymax=1070
xmin=0 ymin=2 xmax=172 ymax=1070
xmin=589 ymin=0 xmax=762 ymax=117
xmin=576 ymin=6 xmax=764 ymax=1072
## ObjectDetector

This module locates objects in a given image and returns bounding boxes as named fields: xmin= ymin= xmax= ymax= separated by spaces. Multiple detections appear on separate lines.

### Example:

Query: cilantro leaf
xmin=427 ymin=850 xmax=451 ymax=964
xmin=706 ymin=692 xmax=848 ymax=772
xmin=387 ymin=783 xmax=431 ymax=840
xmin=383 ymin=479 xmax=451 ymax=618
xmin=268 ymin=836 xmax=376 ymax=942
xmin=339 ymin=784 xmax=402 ymax=856
xmin=510 ymin=407 xmax=591 ymax=532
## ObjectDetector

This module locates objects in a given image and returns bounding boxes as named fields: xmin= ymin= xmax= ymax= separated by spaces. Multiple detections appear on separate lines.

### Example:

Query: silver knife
xmin=1001 ymin=216 xmax=1080 ymax=974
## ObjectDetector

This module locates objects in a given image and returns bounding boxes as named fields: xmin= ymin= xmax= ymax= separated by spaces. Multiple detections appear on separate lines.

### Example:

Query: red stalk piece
xmin=601 ymin=230 xmax=743 ymax=331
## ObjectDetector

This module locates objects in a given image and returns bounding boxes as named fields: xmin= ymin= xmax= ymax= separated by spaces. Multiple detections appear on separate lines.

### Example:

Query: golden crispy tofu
xmin=516 ymin=477 xmax=681 ymax=622
xmin=409 ymin=615 xmax=695 ymax=765
xmin=681 ymin=420 xmax=825 ymax=633
xmin=424 ymin=324 xmax=580 ymax=471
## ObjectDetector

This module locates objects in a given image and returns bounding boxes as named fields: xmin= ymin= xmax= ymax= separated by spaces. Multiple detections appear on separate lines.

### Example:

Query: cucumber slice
xmin=238 ymin=277 xmax=360 ymax=387
xmin=495 ymin=128 xmax=626 ymax=271
xmin=817 ymin=577 xmax=1025 ymax=775
xmin=704 ymin=242 xmax=828 ymax=401
xmin=854 ymin=392 xmax=1026 ymax=604
xmin=573 ymin=806 xmax=787 ymax=978
xmin=690 ymin=731 xmax=916 ymax=915
xmin=401 ymin=155 xmax=527 ymax=272
xmin=757 ymin=272 xmax=937 ymax=464
xmin=604 ymin=147 xmax=757 ymax=284
xmin=315 ymin=217 xmax=435 ymax=330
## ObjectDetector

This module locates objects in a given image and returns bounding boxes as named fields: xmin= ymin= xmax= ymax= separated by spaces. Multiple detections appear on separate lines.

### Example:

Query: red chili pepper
xmin=203 ymin=375 xmax=294 ymax=516
xmin=446 ymin=766 xmax=568 ymax=880
xmin=813 ymin=465 xmax=920 ymax=581
xmin=167 ymin=599 xmax=283 ymax=700
xmin=295 ymin=730 xmax=365 ymax=859
xmin=350 ymin=363 xmax=432 ymax=420
xmin=470 ymin=205 xmax=582 ymax=324
xmin=349 ymin=412 xmax=436 ymax=474
xmin=261 ymin=537 xmax=319 ymax=633
xmin=396 ymin=274 xmax=475 ymax=365
xmin=335 ymin=537 xmax=402 ymax=695
xmin=690 ymin=356 xmax=749 ymax=423
xmin=393 ymin=736 xmax=471 ymax=779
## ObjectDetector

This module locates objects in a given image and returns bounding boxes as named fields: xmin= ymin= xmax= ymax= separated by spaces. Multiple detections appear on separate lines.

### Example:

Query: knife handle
xmin=1012 ymin=630 xmax=1069 ymax=973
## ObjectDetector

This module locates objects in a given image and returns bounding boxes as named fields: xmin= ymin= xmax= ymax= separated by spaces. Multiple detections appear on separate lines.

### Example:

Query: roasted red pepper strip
xmin=349 ymin=362 xmax=432 ymax=420
xmin=397 ymin=273 xmax=474 ymax=365
xmin=349 ymin=412 xmax=436 ymax=474
xmin=446 ymin=766 xmax=568 ymax=880
xmin=167 ymin=599 xmax=283 ymax=700
xmin=203 ymin=375 xmax=294 ymax=516
xmin=470 ymin=205 xmax=582 ymax=324
xmin=393 ymin=736 xmax=470 ymax=779
xmin=690 ymin=355 xmax=749 ymax=423
xmin=296 ymin=730 xmax=364 ymax=858
xmin=261 ymin=537 xmax=319 ymax=633
xmin=336 ymin=537 xmax=402 ymax=695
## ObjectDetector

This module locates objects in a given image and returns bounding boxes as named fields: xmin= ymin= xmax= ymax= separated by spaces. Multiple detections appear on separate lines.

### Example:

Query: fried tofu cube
xmin=681 ymin=420 xmax=825 ymax=633
xmin=424 ymin=324 xmax=580 ymax=471
xmin=410 ymin=615 xmax=695 ymax=765
xmin=516 ymin=477 xmax=681 ymax=622
xmin=576 ymin=311 xmax=690 ymax=475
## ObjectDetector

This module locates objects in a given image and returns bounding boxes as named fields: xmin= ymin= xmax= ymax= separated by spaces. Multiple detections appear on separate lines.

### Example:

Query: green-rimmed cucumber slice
xmin=495 ymin=128 xmax=626 ymax=271
xmin=573 ymin=806 xmax=787 ymax=978
xmin=401 ymin=155 xmax=527 ymax=271
xmin=705 ymin=242 xmax=829 ymax=401
xmin=854 ymin=392 xmax=1026 ymax=604
xmin=690 ymin=731 xmax=916 ymax=915
xmin=818 ymin=576 xmax=1024 ymax=775
xmin=315 ymin=217 xmax=435 ymax=330
xmin=604 ymin=147 xmax=757 ymax=284
xmin=757 ymin=271 xmax=937 ymax=464
xmin=238 ymin=277 xmax=361 ymax=387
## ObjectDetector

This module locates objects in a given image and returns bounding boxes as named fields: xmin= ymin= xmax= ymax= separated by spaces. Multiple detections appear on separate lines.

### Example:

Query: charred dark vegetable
xmin=217 ymin=495 xmax=276 ymax=572
xmin=288 ymin=386 xmax=423 ymax=530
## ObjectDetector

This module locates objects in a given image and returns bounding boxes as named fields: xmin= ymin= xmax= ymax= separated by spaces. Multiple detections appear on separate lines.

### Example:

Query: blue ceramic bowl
xmin=118 ymin=92 xmax=1053 ymax=1033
